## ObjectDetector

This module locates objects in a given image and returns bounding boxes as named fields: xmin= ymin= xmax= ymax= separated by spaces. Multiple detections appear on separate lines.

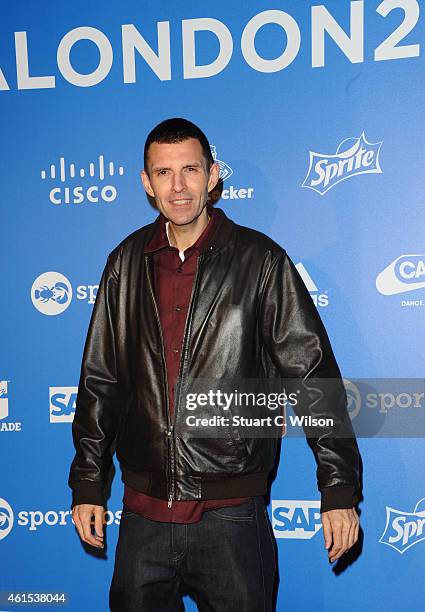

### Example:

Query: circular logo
xmin=343 ymin=379 xmax=362 ymax=421
xmin=0 ymin=497 xmax=14 ymax=541
xmin=31 ymin=272 xmax=73 ymax=316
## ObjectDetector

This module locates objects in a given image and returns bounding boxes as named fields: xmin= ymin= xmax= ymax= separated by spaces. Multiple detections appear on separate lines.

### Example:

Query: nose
xmin=171 ymin=171 xmax=187 ymax=193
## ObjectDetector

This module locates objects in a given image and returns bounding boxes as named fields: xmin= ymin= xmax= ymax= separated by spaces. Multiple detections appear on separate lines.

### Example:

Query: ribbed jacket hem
xmin=121 ymin=468 xmax=269 ymax=501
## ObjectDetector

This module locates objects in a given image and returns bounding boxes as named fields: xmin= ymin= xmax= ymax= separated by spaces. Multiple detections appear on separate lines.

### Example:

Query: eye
xmin=185 ymin=166 xmax=197 ymax=172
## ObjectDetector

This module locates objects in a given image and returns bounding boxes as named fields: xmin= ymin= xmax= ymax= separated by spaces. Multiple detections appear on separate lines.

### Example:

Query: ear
xmin=141 ymin=169 xmax=155 ymax=198
xmin=207 ymin=162 xmax=220 ymax=193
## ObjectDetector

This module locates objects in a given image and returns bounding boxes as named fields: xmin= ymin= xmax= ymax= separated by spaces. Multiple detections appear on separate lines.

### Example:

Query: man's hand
xmin=322 ymin=507 xmax=359 ymax=563
xmin=72 ymin=504 xmax=105 ymax=548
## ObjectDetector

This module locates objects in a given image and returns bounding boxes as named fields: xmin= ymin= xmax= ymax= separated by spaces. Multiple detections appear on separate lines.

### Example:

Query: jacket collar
xmin=144 ymin=205 xmax=233 ymax=255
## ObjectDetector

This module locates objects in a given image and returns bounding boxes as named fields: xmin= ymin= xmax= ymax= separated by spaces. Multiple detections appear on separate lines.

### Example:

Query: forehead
xmin=147 ymin=138 xmax=205 ymax=168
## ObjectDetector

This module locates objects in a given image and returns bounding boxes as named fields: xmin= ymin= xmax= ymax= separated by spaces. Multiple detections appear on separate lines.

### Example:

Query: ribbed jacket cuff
xmin=320 ymin=485 xmax=359 ymax=513
xmin=70 ymin=481 xmax=105 ymax=508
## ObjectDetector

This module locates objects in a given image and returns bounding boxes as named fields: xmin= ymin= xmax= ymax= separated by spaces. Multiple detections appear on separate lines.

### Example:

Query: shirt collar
xmin=144 ymin=205 xmax=222 ymax=255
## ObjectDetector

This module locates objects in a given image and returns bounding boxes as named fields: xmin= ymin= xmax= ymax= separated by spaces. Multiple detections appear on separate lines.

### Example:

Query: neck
xmin=167 ymin=208 xmax=210 ymax=251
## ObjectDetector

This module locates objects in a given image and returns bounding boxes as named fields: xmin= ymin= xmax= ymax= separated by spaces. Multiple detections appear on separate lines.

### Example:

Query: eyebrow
xmin=151 ymin=166 xmax=171 ymax=173
xmin=151 ymin=162 xmax=203 ymax=172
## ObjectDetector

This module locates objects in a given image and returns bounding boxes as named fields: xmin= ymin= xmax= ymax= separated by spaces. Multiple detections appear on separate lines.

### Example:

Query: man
xmin=69 ymin=118 xmax=361 ymax=611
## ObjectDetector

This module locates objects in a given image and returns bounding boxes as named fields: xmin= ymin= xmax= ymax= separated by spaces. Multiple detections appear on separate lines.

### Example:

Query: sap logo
xmin=380 ymin=499 xmax=425 ymax=554
xmin=0 ymin=381 xmax=9 ymax=420
xmin=209 ymin=146 xmax=255 ymax=202
xmin=31 ymin=272 xmax=99 ymax=316
xmin=376 ymin=255 xmax=425 ymax=296
xmin=49 ymin=387 xmax=78 ymax=423
xmin=0 ymin=497 xmax=14 ymax=541
xmin=295 ymin=262 xmax=329 ymax=308
xmin=41 ymin=154 xmax=124 ymax=206
xmin=272 ymin=500 xmax=322 ymax=539
xmin=302 ymin=132 xmax=382 ymax=195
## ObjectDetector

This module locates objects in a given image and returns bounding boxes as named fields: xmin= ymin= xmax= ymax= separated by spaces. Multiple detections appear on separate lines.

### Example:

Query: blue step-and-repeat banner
xmin=1 ymin=1 xmax=424 ymax=610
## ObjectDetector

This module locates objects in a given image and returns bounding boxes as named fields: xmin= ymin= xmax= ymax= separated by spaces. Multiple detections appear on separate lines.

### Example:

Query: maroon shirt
xmin=123 ymin=206 xmax=248 ymax=523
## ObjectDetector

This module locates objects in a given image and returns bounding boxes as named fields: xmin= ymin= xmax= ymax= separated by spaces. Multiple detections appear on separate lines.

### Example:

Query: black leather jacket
xmin=69 ymin=208 xmax=361 ymax=510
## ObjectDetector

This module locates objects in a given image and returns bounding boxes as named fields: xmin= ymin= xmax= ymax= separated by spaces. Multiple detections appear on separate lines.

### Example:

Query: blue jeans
xmin=109 ymin=496 xmax=277 ymax=611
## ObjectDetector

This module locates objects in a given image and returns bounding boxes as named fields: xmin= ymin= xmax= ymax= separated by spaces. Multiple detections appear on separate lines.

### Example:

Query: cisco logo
xmin=302 ymin=132 xmax=382 ymax=195
xmin=272 ymin=500 xmax=322 ymax=539
xmin=49 ymin=387 xmax=78 ymax=423
xmin=0 ymin=497 xmax=14 ymax=541
xmin=209 ymin=145 xmax=255 ymax=202
xmin=41 ymin=154 xmax=124 ymax=205
xmin=296 ymin=262 xmax=329 ymax=308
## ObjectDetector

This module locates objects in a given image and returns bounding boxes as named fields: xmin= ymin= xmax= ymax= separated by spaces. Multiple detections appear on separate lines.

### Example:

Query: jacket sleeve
xmin=260 ymin=251 xmax=361 ymax=512
xmin=68 ymin=253 xmax=121 ymax=508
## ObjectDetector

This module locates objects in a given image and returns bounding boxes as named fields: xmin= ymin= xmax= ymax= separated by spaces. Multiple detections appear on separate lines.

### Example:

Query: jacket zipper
xmin=171 ymin=253 xmax=205 ymax=503
xmin=145 ymin=253 xmax=205 ymax=508
xmin=145 ymin=255 xmax=174 ymax=507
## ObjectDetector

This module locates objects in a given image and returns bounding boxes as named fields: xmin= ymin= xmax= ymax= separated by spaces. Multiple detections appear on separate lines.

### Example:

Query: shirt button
xmin=172 ymin=348 xmax=179 ymax=354
xmin=175 ymin=306 xmax=182 ymax=312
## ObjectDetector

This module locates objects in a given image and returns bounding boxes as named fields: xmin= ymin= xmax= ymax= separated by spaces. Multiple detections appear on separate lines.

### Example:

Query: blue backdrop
xmin=1 ymin=1 xmax=424 ymax=610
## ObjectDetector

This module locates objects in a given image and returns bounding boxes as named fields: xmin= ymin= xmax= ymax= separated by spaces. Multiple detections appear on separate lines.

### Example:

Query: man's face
xmin=141 ymin=138 xmax=219 ymax=226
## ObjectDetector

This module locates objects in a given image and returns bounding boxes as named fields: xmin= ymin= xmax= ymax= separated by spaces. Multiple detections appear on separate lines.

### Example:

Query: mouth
xmin=169 ymin=198 xmax=193 ymax=208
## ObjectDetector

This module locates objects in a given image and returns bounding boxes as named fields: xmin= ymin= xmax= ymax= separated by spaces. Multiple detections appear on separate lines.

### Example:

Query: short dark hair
xmin=144 ymin=118 xmax=214 ymax=171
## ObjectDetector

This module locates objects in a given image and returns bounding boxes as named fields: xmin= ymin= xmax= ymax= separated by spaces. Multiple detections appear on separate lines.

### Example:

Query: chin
xmin=170 ymin=215 xmax=197 ymax=227
xmin=167 ymin=209 xmax=202 ymax=226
